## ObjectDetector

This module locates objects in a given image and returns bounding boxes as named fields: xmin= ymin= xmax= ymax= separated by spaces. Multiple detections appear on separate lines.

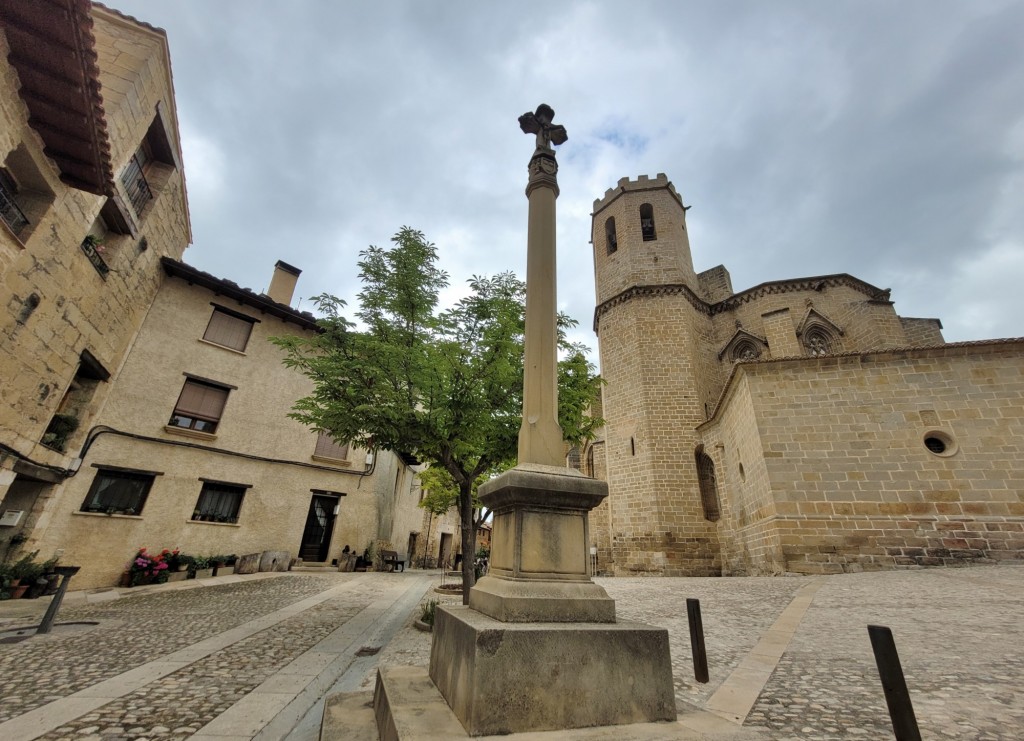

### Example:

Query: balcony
xmin=80 ymin=235 xmax=109 ymax=278
xmin=0 ymin=181 xmax=29 ymax=237
xmin=120 ymin=152 xmax=152 ymax=216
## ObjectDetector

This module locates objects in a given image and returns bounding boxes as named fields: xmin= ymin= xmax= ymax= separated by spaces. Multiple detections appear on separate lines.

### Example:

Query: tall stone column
xmin=424 ymin=106 xmax=677 ymax=736
xmin=519 ymin=122 xmax=563 ymax=467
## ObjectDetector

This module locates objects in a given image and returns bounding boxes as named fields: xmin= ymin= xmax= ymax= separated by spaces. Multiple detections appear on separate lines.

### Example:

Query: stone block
xmin=429 ymin=605 xmax=676 ymax=736
xmin=259 ymin=551 xmax=290 ymax=572
xmin=234 ymin=552 xmax=261 ymax=575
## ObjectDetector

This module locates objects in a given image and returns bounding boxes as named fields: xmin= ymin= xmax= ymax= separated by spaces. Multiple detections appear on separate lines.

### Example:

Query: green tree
xmin=272 ymin=227 xmax=602 ymax=600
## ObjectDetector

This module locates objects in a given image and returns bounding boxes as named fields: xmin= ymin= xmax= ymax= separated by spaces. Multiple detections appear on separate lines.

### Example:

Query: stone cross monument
xmin=424 ymin=105 xmax=677 ymax=736
xmin=517 ymin=103 xmax=568 ymax=467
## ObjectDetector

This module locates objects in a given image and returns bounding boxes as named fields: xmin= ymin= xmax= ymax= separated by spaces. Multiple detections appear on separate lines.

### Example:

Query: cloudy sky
xmin=110 ymin=0 xmax=1024 ymax=357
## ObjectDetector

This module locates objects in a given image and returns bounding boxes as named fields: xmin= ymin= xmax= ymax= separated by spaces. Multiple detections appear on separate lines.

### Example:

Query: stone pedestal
xmin=426 ymin=464 xmax=677 ymax=735
xmin=469 ymin=464 xmax=615 ymax=623
xmin=429 ymin=605 xmax=676 ymax=736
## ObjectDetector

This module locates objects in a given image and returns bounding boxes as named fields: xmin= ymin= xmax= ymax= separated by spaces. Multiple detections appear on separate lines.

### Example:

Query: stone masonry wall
xmin=730 ymin=342 xmax=1024 ymax=574
xmin=0 ymin=13 xmax=189 ymax=472
xmin=598 ymin=294 xmax=721 ymax=576
xmin=591 ymin=174 xmax=698 ymax=305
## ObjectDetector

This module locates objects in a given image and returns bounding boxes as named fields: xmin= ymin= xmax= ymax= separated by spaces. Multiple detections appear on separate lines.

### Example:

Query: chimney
xmin=266 ymin=260 xmax=301 ymax=305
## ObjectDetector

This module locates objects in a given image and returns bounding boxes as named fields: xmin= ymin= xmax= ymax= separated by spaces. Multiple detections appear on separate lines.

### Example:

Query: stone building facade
xmin=0 ymin=2 xmax=438 ymax=588
xmin=0 ymin=2 xmax=191 ymax=555
xmin=587 ymin=174 xmax=1024 ymax=576
xmin=23 ymin=258 xmax=428 ymax=588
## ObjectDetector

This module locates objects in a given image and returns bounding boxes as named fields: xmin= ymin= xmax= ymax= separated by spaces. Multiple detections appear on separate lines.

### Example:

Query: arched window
xmin=585 ymin=446 xmax=595 ymax=477
xmin=639 ymin=203 xmax=656 ymax=241
xmin=731 ymin=341 xmax=761 ymax=362
xmin=803 ymin=328 xmax=834 ymax=357
xmin=605 ymin=216 xmax=617 ymax=254
xmin=695 ymin=448 xmax=720 ymax=522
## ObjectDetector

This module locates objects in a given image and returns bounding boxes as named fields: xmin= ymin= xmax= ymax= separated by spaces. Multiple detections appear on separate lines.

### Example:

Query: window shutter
xmin=315 ymin=432 xmax=349 ymax=460
xmin=175 ymin=381 xmax=229 ymax=421
xmin=204 ymin=310 xmax=254 ymax=351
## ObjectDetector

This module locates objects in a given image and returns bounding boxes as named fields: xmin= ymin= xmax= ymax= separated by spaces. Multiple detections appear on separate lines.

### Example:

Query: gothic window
xmin=731 ymin=341 xmax=761 ymax=362
xmin=605 ymin=217 xmax=617 ymax=254
xmin=639 ymin=203 xmax=656 ymax=241
xmin=695 ymin=449 xmax=720 ymax=522
xmin=803 ymin=328 xmax=834 ymax=357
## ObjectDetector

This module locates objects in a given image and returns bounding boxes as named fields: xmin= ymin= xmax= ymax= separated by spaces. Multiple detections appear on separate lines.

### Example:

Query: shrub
xmin=420 ymin=599 xmax=439 ymax=626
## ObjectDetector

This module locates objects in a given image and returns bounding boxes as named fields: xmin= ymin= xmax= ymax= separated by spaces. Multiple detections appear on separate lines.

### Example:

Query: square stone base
xmin=429 ymin=605 xmax=677 ymax=736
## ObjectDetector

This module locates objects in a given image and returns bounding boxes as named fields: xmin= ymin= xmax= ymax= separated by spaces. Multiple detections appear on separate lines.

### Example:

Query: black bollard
xmin=36 ymin=565 xmax=81 ymax=635
xmin=868 ymin=624 xmax=922 ymax=741
xmin=687 ymin=598 xmax=709 ymax=683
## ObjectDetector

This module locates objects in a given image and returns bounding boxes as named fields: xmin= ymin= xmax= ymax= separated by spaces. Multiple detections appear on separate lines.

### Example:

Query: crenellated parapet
xmin=592 ymin=173 xmax=684 ymax=215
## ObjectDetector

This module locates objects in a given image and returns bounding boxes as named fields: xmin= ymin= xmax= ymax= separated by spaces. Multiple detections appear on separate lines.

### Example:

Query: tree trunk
xmin=459 ymin=478 xmax=476 ymax=605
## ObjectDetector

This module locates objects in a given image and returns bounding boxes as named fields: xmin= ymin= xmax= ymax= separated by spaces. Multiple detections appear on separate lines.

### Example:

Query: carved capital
xmin=525 ymin=150 xmax=559 ymax=198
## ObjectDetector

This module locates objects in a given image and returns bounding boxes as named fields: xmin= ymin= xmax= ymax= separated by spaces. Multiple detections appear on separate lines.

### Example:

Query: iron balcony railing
xmin=0 ymin=182 xmax=29 ymax=237
xmin=121 ymin=153 xmax=152 ymax=215
xmin=80 ymin=237 xmax=110 ymax=278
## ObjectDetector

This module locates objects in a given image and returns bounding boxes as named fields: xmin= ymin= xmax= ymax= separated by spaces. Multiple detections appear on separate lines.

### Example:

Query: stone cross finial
xmin=519 ymin=103 xmax=568 ymax=151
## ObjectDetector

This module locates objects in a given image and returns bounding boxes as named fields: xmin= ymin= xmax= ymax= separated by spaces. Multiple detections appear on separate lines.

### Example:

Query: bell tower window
xmin=605 ymin=217 xmax=617 ymax=254
xmin=639 ymin=203 xmax=656 ymax=241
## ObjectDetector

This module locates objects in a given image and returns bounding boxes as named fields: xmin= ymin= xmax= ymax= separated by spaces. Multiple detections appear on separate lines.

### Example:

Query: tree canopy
xmin=272 ymin=227 xmax=602 ymax=597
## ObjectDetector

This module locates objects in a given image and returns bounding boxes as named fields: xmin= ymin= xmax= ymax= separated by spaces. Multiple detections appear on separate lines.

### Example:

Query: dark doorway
xmin=407 ymin=532 xmax=418 ymax=569
xmin=299 ymin=493 xmax=339 ymax=562
xmin=438 ymin=532 xmax=453 ymax=569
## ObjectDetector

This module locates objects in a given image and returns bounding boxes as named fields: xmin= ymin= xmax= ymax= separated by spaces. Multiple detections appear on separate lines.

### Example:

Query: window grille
xmin=121 ymin=146 xmax=153 ymax=215
xmin=0 ymin=168 xmax=29 ymax=237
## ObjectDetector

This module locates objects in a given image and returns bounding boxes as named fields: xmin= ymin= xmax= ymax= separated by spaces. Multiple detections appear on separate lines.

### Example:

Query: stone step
xmin=291 ymin=562 xmax=337 ymax=572
xmin=321 ymin=690 xmax=377 ymax=741
xmin=333 ymin=665 xmax=767 ymax=740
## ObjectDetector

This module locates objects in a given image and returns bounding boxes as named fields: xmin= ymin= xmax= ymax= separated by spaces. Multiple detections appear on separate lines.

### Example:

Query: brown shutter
xmin=203 ymin=310 xmax=253 ymax=351
xmin=175 ymin=381 xmax=229 ymax=421
xmin=315 ymin=432 xmax=349 ymax=460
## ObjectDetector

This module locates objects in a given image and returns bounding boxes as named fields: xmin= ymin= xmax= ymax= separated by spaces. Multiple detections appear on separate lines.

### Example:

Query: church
xmin=584 ymin=174 xmax=1024 ymax=576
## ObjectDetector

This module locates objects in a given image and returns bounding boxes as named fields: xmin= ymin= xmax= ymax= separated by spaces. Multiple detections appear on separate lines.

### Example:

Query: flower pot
xmin=11 ymin=584 xmax=28 ymax=599
xmin=213 ymin=565 xmax=234 ymax=577
xmin=167 ymin=571 xmax=188 ymax=582
xmin=194 ymin=568 xmax=214 ymax=579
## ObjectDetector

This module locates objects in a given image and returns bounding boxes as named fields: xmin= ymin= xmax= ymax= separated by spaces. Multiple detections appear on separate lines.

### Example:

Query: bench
xmin=380 ymin=550 xmax=405 ymax=572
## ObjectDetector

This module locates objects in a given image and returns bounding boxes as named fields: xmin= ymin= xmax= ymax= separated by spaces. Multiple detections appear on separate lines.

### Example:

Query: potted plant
xmin=189 ymin=556 xmax=213 ymax=579
xmin=165 ymin=549 xmax=189 ymax=582
xmin=40 ymin=413 xmax=80 ymax=452
xmin=9 ymin=551 xmax=40 ymax=598
xmin=211 ymin=555 xmax=236 ymax=577
xmin=128 ymin=547 xmax=170 ymax=586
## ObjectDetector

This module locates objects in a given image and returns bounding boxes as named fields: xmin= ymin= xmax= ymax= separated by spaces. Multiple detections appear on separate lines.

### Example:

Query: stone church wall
xmin=718 ymin=341 xmax=1024 ymax=573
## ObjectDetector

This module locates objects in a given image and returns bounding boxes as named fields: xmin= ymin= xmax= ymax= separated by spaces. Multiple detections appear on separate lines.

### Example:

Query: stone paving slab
xmin=1 ymin=566 xmax=1022 ymax=740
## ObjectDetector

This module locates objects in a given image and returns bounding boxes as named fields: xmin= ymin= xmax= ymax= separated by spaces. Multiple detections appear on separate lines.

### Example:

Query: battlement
xmin=592 ymin=173 xmax=684 ymax=214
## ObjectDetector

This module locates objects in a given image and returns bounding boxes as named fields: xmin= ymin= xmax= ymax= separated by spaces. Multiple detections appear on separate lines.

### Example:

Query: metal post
xmin=868 ymin=624 xmax=922 ymax=741
xmin=36 ymin=565 xmax=80 ymax=635
xmin=687 ymin=598 xmax=709 ymax=683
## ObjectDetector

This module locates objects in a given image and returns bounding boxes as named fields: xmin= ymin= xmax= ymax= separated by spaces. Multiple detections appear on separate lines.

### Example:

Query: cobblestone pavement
xmin=1 ymin=566 xmax=1021 ymax=740
xmin=746 ymin=568 xmax=1024 ymax=740
xmin=0 ymin=575 xmax=345 ymax=724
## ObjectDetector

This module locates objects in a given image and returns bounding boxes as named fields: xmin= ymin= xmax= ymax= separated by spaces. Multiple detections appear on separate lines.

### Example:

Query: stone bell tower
xmin=591 ymin=174 xmax=722 ymax=576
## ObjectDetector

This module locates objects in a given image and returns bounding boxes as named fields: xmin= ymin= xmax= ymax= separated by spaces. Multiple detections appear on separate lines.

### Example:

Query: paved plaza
xmin=0 ymin=566 xmax=1021 ymax=740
